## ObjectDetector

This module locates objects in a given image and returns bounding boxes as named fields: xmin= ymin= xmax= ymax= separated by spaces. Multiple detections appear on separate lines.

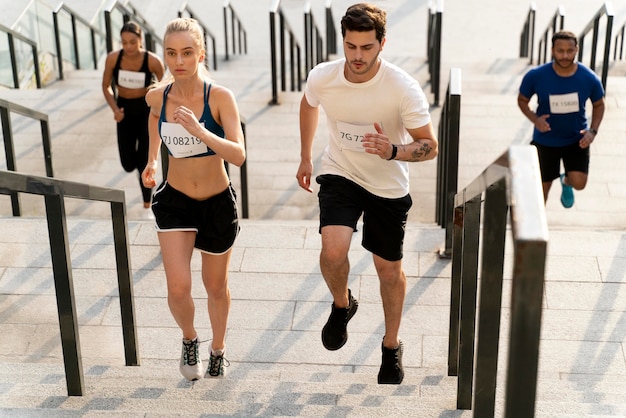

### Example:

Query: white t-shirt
xmin=304 ymin=58 xmax=431 ymax=198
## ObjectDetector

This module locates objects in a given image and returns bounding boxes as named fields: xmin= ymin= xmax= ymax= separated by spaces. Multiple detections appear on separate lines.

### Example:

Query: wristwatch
xmin=589 ymin=128 xmax=598 ymax=135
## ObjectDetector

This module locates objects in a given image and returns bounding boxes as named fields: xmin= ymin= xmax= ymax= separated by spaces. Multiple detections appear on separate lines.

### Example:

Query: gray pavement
xmin=1 ymin=0 xmax=626 ymax=416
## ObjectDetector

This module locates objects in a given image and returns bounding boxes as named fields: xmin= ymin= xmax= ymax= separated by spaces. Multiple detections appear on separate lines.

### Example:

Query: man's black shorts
xmin=316 ymin=174 xmax=412 ymax=261
xmin=151 ymin=181 xmax=239 ymax=254
xmin=531 ymin=141 xmax=590 ymax=182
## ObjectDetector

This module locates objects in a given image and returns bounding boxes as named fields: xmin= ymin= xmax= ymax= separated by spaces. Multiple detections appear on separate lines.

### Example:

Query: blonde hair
xmin=151 ymin=17 xmax=212 ymax=88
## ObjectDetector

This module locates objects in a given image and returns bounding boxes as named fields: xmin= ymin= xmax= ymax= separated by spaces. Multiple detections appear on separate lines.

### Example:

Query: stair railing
xmin=578 ymin=2 xmax=614 ymax=90
xmin=223 ymin=0 xmax=247 ymax=61
xmin=447 ymin=146 xmax=548 ymax=416
xmin=427 ymin=0 xmax=443 ymax=106
xmin=519 ymin=2 xmax=536 ymax=64
xmin=0 ymin=98 xmax=53 ymax=215
xmin=435 ymin=68 xmax=461 ymax=258
xmin=0 ymin=23 xmax=42 ymax=89
xmin=52 ymin=2 xmax=107 ymax=80
xmin=178 ymin=2 xmax=218 ymax=70
xmin=0 ymin=170 xmax=138 ymax=397
xmin=304 ymin=1 xmax=324 ymax=77
xmin=537 ymin=5 xmax=565 ymax=65
xmin=269 ymin=0 xmax=303 ymax=105
xmin=612 ymin=21 xmax=625 ymax=60
xmin=325 ymin=0 xmax=337 ymax=59
xmin=103 ymin=0 xmax=163 ymax=55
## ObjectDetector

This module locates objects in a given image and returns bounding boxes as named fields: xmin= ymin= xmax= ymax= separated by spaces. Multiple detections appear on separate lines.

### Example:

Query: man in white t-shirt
xmin=296 ymin=3 xmax=438 ymax=384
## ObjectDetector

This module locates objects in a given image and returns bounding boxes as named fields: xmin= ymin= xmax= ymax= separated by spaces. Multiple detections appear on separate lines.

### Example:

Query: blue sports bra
xmin=158 ymin=81 xmax=223 ymax=158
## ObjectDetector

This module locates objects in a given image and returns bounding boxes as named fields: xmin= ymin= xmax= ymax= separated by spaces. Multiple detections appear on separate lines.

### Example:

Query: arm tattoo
xmin=409 ymin=141 xmax=434 ymax=162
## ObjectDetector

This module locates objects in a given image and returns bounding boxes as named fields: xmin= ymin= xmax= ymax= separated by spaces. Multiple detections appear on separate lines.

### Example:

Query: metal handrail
xmin=612 ymin=21 xmax=625 ymax=60
xmin=435 ymin=68 xmax=461 ymax=258
xmin=304 ymin=1 xmax=324 ymax=76
xmin=52 ymin=2 xmax=107 ymax=80
xmin=103 ymin=0 xmax=163 ymax=54
xmin=0 ymin=170 xmax=138 ymax=397
xmin=447 ymin=146 xmax=548 ymax=416
xmin=537 ymin=5 xmax=565 ymax=65
xmin=519 ymin=2 xmax=536 ymax=64
xmin=427 ymin=0 xmax=443 ymax=106
xmin=0 ymin=97 xmax=53 ymax=215
xmin=325 ymin=0 xmax=337 ymax=59
xmin=0 ymin=23 xmax=42 ymax=89
xmin=269 ymin=0 xmax=303 ymax=105
xmin=223 ymin=0 xmax=247 ymax=61
xmin=178 ymin=2 xmax=218 ymax=70
xmin=578 ymin=2 xmax=614 ymax=90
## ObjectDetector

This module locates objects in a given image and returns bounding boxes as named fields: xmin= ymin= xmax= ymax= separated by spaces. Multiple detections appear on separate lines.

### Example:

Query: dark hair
xmin=120 ymin=21 xmax=142 ymax=38
xmin=340 ymin=3 xmax=386 ymax=43
xmin=552 ymin=30 xmax=578 ymax=47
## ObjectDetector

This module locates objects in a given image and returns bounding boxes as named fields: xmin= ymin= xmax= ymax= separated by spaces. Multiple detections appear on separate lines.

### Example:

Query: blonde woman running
xmin=142 ymin=18 xmax=245 ymax=381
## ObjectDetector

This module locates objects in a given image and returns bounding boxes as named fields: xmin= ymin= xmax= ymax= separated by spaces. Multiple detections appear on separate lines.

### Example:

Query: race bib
xmin=336 ymin=121 xmax=376 ymax=152
xmin=117 ymin=69 xmax=146 ymax=89
xmin=160 ymin=122 xmax=210 ymax=158
xmin=549 ymin=92 xmax=579 ymax=114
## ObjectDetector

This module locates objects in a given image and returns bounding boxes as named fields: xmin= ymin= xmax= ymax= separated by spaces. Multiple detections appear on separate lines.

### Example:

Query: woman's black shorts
xmin=151 ymin=181 xmax=239 ymax=254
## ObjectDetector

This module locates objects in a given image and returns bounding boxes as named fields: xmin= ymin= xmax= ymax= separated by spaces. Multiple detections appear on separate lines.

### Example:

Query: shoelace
xmin=183 ymin=340 xmax=199 ymax=366
xmin=208 ymin=353 xmax=231 ymax=376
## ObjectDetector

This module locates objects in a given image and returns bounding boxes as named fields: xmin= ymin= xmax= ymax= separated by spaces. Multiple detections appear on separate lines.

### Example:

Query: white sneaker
xmin=179 ymin=338 xmax=203 ymax=381
xmin=206 ymin=349 xmax=230 ymax=377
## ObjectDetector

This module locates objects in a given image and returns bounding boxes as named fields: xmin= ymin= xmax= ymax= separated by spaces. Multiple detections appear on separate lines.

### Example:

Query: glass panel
xmin=0 ymin=33 xmax=13 ymax=87
xmin=56 ymin=11 xmax=76 ymax=68
xmin=77 ymin=23 xmax=94 ymax=70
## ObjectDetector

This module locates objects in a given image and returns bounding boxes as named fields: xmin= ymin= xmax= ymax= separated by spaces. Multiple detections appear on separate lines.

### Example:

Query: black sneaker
xmin=377 ymin=339 xmax=404 ymax=384
xmin=321 ymin=289 xmax=358 ymax=350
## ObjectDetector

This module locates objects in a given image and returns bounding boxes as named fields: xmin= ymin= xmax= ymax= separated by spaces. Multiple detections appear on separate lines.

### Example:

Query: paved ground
xmin=1 ymin=0 xmax=626 ymax=416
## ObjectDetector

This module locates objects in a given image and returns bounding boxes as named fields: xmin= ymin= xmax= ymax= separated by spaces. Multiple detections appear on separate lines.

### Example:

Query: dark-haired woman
xmin=102 ymin=21 xmax=165 ymax=208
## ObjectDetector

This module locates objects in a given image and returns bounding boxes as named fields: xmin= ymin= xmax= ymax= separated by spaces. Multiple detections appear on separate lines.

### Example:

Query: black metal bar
xmin=447 ymin=205 xmax=463 ymax=377
xmin=8 ymin=34 xmax=19 ymax=88
xmin=0 ymin=107 xmax=20 ymax=215
xmin=223 ymin=6 xmax=230 ymax=60
xmin=456 ymin=194 xmax=481 ymax=410
xmin=40 ymin=119 xmax=54 ymax=177
xmin=473 ymin=180 xmax=507 ymax=417
xmin=504 ymin=240 xmax=547 ymax=417
xmin=240 ymin=120 xmax=249 ymax=218
xmin=45 ymin=192 xmax=84 ymax=396
xmin=269 ymin=10 xmax=279 ymax=105
xmin=53 ymin=11 xmax=64 ymax=80
xmin=71 ymin=15 xmax=80 ymax=70
xmin=111 ymin=200 xmax=139 ymax=366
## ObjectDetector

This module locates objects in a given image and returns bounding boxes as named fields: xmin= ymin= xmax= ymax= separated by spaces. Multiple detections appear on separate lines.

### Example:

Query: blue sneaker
xmin=560 ymin=174 xmax=574 ymax=208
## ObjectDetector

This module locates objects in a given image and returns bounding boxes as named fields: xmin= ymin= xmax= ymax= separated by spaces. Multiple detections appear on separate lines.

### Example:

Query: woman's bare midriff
xmin=165 ymin=156 xmax=229 ymax=200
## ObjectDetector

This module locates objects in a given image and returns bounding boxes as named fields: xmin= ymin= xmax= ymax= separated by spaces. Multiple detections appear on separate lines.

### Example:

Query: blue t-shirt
xmin=519 ymin=62 xmax=604 ymax=147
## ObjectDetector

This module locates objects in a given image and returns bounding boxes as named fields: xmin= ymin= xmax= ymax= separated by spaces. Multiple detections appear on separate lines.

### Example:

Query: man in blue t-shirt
xmin=518 ymin=30 xmax=605 ymax=208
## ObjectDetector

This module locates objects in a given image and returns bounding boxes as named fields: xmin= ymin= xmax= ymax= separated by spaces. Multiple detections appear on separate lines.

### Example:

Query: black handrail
xmin=325 ymin=0 xmax=337 ymax=59
xmin=0 ymin=23 xmax=42 ymax=89
xmin=0 ymin=170 xmax=138 ymax=397
xmin=304 ymin=1 xmax=324 ymax=77
xmin=578 ymin=2 xmax=614 ymax=90
xmin=52 ymin=2 xmax=107 ymax=80
xmin=0 ymin=97 xmax=53 ymax=216
xmin=427 ymin=1 xmax=442 ymax=106
xmin=435 ymin=68 xmax=461 ymax=258
xmin=613 ymin=21 xmax=625 ymax=60
xmin=104 ymin=0 xmax=163 ymax=54
xmin=223 ymin=0 xmax=247 ymax=61
xmin=519 ymin=2 xmax=536 ymax=64
xmin=269 ymin=0 xmax=303 ymax=105
xmin=537 ymin=5 xmax=565 ymax=65
xmin=447 ymin=146 xmax=548 ymax=416
xmin=178 ymin=2 xmax=218 ymax=70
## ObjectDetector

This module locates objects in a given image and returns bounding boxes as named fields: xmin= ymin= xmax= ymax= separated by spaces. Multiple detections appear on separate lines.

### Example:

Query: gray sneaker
xmin=179 ymin=337 xmax=203 ymax=381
